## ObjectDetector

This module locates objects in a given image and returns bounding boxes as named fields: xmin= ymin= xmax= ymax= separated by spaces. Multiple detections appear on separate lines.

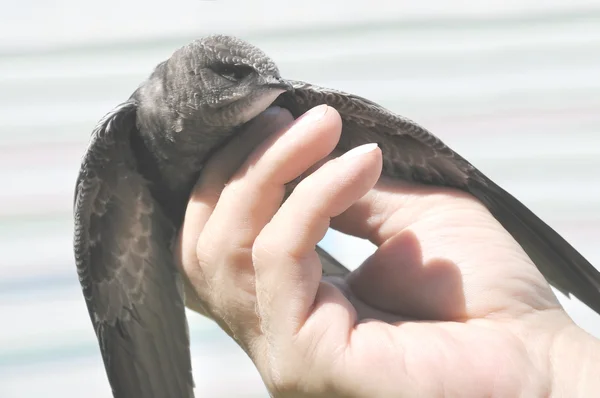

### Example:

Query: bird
xmin=73 ymin=34 xmax=600 ymax=398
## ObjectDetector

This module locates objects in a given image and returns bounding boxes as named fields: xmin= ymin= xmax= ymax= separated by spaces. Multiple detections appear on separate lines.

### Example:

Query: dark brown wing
xmin=275 ymin=80 xmax=475 ymax=186
xmin=275 ymin=80 xmax=600 ymax=314
xmin=74 ymin=101 xmax=195 ymax=398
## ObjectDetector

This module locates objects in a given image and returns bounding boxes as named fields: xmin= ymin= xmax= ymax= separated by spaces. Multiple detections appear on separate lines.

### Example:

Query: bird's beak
xmin=265 ymin=77 xmax=294 ymax=93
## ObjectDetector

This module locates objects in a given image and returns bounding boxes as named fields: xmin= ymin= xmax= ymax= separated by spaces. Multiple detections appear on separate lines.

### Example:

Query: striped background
xmin=1 ymin=1 xmax=599 ymax=397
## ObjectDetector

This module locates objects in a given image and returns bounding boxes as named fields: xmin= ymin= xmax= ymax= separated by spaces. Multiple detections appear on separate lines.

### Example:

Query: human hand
xmin=176 ymin=105 xmax=600 ymax=397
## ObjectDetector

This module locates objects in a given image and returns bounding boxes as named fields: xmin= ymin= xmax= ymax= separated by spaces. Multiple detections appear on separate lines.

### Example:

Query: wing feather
xmin=74 ymin=101 xmax=195 ymax=398
xmin=274 ymin=81 xmax=473 ymax=187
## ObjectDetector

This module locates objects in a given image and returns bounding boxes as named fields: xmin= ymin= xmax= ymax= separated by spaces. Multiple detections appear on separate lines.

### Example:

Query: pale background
xmin=1 ymin=1 xmax=599 ymax=397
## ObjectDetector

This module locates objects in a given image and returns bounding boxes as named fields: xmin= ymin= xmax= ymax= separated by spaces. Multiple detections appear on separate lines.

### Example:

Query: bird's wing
xmin=74 ymin=101 xmax=195 ymax=398
xmin=274 ymin=80 xmax=474 ymax=187
xmin=275 ymin=80 xmax=600 ymax=314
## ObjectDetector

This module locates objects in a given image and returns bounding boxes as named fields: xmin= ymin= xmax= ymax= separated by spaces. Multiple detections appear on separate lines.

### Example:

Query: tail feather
xmin=467 ymin=176 xmax=600 ymax=314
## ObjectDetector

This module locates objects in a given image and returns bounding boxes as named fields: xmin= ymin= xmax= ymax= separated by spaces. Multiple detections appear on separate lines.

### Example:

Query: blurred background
xmin=1 ymin=1 xmax=599 ymax=397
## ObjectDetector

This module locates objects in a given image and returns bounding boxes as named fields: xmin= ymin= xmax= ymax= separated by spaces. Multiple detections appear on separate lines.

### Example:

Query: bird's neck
xmin=129 ymin=126 xmax=206 ymax=227
xmin=131 ymin=68 xmax=248 ymax=225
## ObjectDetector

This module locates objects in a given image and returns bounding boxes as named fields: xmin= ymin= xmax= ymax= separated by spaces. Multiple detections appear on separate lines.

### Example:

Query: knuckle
xmin=251 ymin=232 xmax=276 ymax=262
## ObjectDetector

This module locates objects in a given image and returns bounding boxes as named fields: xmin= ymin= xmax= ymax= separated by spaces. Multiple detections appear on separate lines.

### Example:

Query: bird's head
xmin=162 ymin=34 xmax=293 ymax=130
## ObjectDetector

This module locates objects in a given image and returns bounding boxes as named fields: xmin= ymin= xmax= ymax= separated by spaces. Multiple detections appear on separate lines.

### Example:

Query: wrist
xmin=550 ymin=321 xmax=600 ymax=397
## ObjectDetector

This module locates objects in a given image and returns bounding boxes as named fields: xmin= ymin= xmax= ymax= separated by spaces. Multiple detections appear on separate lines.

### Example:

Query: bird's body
xmin=74 ymin=35 xmax=600 ymax=398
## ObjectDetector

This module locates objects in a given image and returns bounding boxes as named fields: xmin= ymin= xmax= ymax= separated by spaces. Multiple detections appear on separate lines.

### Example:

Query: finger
xmin=193 ymin=105 xmax=343 ymax=338
xmin=197 ymin=105 xmax=341 ymax=280
xmin=175 ymin=107 xmax=293 ymax=306
xmin=252 ymin=143 xmax=383 ymax=340
xmin=329 ymin=176 xmax=483 ymax=245
xmin=197 ymin=107 xmax=295 ymax=204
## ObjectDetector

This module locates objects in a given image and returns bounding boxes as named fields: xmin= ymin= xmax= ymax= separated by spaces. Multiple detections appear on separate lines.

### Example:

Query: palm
xmin=295 ymin=180 xmax=567 ymax=396
xmin=312 ymin=252 xmax=560 ymax=396
xmin=326 ymin=178 xmax=561 ymax=321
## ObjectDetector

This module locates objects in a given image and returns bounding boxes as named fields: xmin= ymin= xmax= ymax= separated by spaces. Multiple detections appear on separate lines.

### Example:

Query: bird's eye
xmin=214 ymin=64 xmax=254 ymax=81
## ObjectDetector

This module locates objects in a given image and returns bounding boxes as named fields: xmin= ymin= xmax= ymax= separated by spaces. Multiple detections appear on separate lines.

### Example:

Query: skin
xmin=176 ymin=105 xmax=600 ymax=397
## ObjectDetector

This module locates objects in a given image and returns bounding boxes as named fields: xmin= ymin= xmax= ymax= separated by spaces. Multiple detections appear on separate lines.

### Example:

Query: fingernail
xmin=257 ymin=106 xmax=284 ymax=126
xmin=249 ymin=106 xmax=290 ymax=135
xmin=340 ymin=143 xmax=379 ymax=159
xmin=294 ymin=104 xmax=328 ymax=127
xmin=262 ymin=106 xmax=282 ymax=117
